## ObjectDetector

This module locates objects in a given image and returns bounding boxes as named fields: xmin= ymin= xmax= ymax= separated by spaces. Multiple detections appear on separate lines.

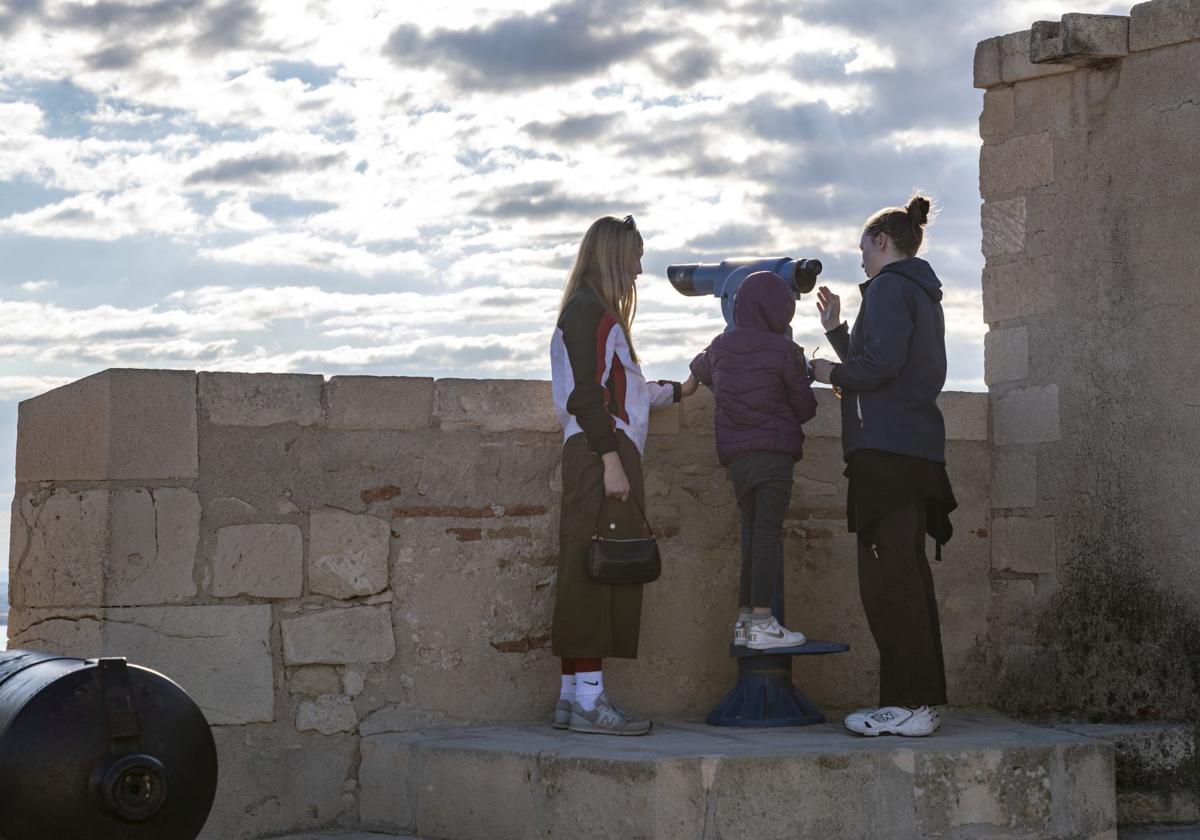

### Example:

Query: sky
xmin=0 ymin=0 xmax=1133 ymax=581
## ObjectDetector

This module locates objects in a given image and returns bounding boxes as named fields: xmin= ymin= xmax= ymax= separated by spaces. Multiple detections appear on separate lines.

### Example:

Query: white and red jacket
xmin=551 ymin=286 xmax=681 ymax=456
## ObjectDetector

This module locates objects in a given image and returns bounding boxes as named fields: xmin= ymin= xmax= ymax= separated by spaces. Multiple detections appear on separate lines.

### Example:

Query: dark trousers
xmin=857 ymin=500 xmax=948 ymax=707
xmin=728 ymin=452 xmax=795 ymax=610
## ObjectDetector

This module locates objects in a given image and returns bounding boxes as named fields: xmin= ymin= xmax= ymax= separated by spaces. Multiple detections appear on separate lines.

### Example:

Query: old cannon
xmin=0 ymin=650 xmax=218 ymax=840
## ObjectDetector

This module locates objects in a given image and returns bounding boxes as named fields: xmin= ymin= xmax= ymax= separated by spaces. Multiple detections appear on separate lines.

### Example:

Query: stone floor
xmin=355 ymin=710 xmax=1118 ymax=840
xmin=1121 ymin=828 xmax=1200 ymax=839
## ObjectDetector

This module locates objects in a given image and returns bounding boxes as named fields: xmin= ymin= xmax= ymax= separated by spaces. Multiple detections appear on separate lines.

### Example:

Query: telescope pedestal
xmin=706 ymin=640 xmax=850 ymax=727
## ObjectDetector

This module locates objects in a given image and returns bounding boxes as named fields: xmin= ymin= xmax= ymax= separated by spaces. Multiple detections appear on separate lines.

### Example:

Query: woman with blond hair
xmin=548 ymin=214 xmax=696 ymax=735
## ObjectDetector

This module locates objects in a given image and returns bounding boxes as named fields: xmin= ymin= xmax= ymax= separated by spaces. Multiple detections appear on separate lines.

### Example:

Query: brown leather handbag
xmin=586 ymin=491 xmax=661 ymax=585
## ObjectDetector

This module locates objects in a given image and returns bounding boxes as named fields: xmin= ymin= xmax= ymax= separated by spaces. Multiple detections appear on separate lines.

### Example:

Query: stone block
xmin=281 ymin=606 xmax=396 ymax=665
xmin=938 ymin=393 xmax=988 ymax=442
xmin=16 ymin=368 xmax=198 ymax=481
xmin=681 ymin=384 xmax=715 ymax=435
xmin=296 ymin=694 xmax=358 ymax=734
xmin=199 ymin=371 xmax=323 ymax=426
xmin=992 ymin=449 xmax=1038 ymax=508
xmin=308 ymin=508 xmax=389 ymax=598
xmin=974 ymin=36 xmax=1002 ymax=88
xmin=980 ymin=133 xmax=1054 ymax=200
xmin=201 ymin=726 xmax=356 ymax=840
xmin=1130 ymin=0 xmax=1200 ymax=51
xmin=213 ymin=523 xmax=304 ymax=598
xmin=985 ymin=327 xmax=1030 ymax=384
xmin=993 ymin=385 xmax=1061 ymax=446
xmin=10 ymin=487 xmax=199 ymax=608
xmin=288 ymin=665 xmax=343 ymax=696
xmin=360 ymin=734 xmax=415 ymax=831
xmin=992 ymin=516 xmax=1057 ymax=575
xmin=434 ymin=378 xmax=557 ymax=433
xmin=989 ymin=578 xmax=1038 ymax=643
xmin=981 ymin=198 xmax=1027 ymax=258
xmin=325 ymin=375 xmax=434 ymax=431
xmin=999 ymin=30 xmax=1077 ymax=84
xmin=980 ymin=87 xmax=1015 ymax=138
xmin=1031 ymin=14 xmax=1130 ymax=65
xmin=10 ymin=605 xmax=277 ymax=725
xmin=982 ymin=257 xmax=1057 ymax=323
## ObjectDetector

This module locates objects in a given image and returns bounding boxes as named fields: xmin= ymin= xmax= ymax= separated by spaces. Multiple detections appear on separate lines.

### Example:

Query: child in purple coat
xmin=686 ymin=271 xmax=818 ymax=649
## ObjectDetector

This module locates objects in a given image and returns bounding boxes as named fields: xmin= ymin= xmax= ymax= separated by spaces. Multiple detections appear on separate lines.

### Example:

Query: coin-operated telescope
xmin=667 ymin=257 xmax=823 ymax=329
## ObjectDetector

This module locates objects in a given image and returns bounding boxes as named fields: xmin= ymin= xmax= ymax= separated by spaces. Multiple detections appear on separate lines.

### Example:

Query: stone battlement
xmin=7 ymin=369 xmax=989 ymax=838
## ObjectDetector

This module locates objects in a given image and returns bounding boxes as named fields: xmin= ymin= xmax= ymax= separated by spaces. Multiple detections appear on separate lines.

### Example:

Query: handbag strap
xmin=593 ymin=489 xmax=656 ymax=539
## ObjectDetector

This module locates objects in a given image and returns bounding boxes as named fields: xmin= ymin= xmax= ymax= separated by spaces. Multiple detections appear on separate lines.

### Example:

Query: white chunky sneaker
xmin=844 ymin=705 xmax=941 ymax=737
xmin=745 ymin=614 xmax=806 ymax=650
xmin=552 ymin=698 xmax=571 ymax=730
xmin=733 ymin=613 xmax=751 ymax=646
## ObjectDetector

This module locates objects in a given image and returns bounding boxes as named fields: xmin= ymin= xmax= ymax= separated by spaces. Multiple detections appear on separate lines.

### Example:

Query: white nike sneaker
xmin=844 ymin=705 xmax=941 ymax=737
xmin=745 ymin=614 xmax=806 ymax=650
xmin=733 ymin=612 xmax=751 ymax=646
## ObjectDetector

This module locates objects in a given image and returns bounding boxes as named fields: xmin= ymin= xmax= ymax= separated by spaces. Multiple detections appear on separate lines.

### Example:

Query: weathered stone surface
xmin=974 ymin=36 xmax=1002 ymax=89
xmin=435 ymin=378 xmax=557 ymax=433
xmin=992 ymin=449 xmax=1038 ymax=508
xmin=213 ymin=523 xmax=303 ymax=598
xmin=308 ymin=508 xmax=389 ymax=598
xmin=992 ymin=516 xmax=1057 ymax=575
xmin=359 ymin=714 xmax=1116 ymax=840
xmin=296 ymin=694 xmax=358 ymax=735
xmin=940 ymin=392 xmax=988 ymax=442
xmin=998 ymin=30 xmax=1077 ymax=84
xmin=985 ymin=327 xmax=1030 ymax=384
xmin=1031 ymin=14 xmax=1130 ymax=65
xmin=201 ymin=726 xmax=356 ymax=840
xmin=989 ymin=578 xmax=1038 ymax=643
xmin=993 ymin=385 xmax=1061 ymax=445
xmin=982 ymin=257 xmax=1057 ymax=323
xmin=981 ymin=197 xmax=1027 ymax=258
xmin=980 ymin=133 xmax=1054 ymax=199
xmin=199 ymin=371 xmax=323 ymax=427
xmin=325 ymin=375 xmax=434 ymax=431
xmin=647 ymin=402 xmax=680 ymax=436
xmin=1130 ymin=0 xmax=1200 ymax=51
xmin=281 ymin=606 xmax=396 ymax=665
xmin=288 ymin=665 xmax=343 ymax=696
xmin=980 ymin=87 xmax=1016 ymax=138
xmin=12 ymin=605 xmax=275 ymax=725
xmin=16 ymin=368 xmax=198 ymax=481
xmin=9 ymin=488 xmax=199 ymax=608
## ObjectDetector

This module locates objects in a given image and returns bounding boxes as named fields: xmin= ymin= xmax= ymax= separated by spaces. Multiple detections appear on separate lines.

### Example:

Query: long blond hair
xmin=559 ymin=215 xmax=643 ymax=361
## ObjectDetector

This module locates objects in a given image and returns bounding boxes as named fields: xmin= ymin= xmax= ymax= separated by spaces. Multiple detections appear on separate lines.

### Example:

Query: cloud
xmin=184 ymin=152 xmax=346 ymax=186
xmin=524 ymin=113 xmax=622 ymax=145
xmin=19 ymin=279 xmax=55 ymax=292
xmin=651 ymin=44 xmax=720 ymax=88
xmin=478 ymin=181 xmax=642 ymax=221
xmin=383 ymin=0 xmax=671 ymax=91
xmin=191 ymin=0 xmax=261 ymax=55
xmin=85 ymin=43 xmax=140 ymax=70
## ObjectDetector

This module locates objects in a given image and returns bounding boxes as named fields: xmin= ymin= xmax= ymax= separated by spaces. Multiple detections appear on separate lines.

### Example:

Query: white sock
xmin=559 ymin=675 xmax=576 ymax=702
xmin=576 ymin=670 xmax=603 ymax=710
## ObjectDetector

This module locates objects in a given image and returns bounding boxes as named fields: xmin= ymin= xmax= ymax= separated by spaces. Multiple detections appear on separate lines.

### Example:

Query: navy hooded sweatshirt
xmin=828 ymin=257 xmax=947 ymax=464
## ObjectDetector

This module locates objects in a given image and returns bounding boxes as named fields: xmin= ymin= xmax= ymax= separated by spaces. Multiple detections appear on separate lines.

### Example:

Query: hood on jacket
xmin=876 ymin=257 xmax=943 ymax=303
xmin=732 ymin=271 xmax=796 ymax=335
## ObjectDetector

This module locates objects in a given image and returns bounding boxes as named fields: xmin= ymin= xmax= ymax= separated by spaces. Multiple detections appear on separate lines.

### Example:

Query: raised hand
xmin=816 ymin=285 xmax=842 ymax=332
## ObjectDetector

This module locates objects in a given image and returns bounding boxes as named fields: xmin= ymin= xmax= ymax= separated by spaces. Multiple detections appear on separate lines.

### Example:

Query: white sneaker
xmin=733 ymin=613 xmax=751 ymax=646
xmin=844 ymin=706 xmax=940 ymax=737
xmin=745 ymin=614 xmax=806 ymax=650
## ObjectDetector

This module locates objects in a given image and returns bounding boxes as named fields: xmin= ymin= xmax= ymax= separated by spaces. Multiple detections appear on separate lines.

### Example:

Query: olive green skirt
xmin=551 ymin=432 xmax=648 ymax=660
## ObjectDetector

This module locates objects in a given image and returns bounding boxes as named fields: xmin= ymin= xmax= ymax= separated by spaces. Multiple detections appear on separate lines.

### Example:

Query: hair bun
xmin=906 ymin=194 xmax=932 ymax=227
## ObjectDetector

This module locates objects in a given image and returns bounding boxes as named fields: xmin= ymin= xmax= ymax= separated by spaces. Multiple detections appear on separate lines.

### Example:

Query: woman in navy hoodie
xmin=688 ymin=271 xmax=818 ymax=651
xmin=810 ymin=194 xmax=957 ymax=738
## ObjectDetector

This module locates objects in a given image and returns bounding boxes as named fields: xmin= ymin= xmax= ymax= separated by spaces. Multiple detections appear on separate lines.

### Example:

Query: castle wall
xmin=7 ymin=368 xmax=988 ymax=839
xmin=976 ymin=0 xmax=1200 ymax=719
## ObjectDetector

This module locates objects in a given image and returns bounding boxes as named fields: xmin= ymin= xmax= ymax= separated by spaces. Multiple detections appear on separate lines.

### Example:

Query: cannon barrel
xmin=0 ymin=650 xmax=217 ymax=840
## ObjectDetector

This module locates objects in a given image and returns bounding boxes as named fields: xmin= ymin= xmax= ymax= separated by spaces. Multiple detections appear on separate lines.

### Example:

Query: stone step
xmin=1120 ymin=826 xmax=1200 ymax=839
xmin=359 ymin=711 xmax=1118 ymax=840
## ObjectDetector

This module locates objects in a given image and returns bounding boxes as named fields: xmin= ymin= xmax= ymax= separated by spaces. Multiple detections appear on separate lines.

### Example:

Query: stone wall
xmin=976 ymin=0 xmax=1200 ymax=720
xmin=7 ymin=368 xmax=989 ymax=839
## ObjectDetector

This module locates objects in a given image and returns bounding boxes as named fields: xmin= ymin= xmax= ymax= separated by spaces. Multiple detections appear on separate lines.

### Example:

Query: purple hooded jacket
xmin=689 ymin=271 xmax=818 ymax=466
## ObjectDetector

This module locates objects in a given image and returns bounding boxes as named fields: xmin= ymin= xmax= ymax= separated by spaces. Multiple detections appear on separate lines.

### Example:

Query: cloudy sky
xmin=0 ymin=0 xmax=1132 ymax=579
